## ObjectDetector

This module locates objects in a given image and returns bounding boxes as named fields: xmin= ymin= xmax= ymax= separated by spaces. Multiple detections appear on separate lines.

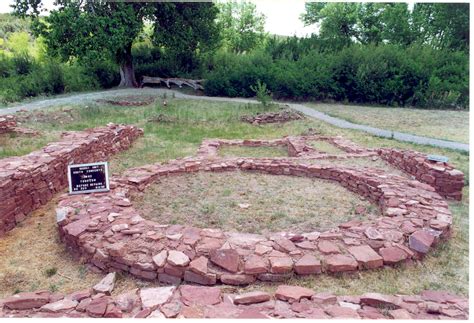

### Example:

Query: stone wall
xmin=0 ymin=115 xmax=17 ymax=134
xmin=56 ymin=156 xmax=453 ymax=286
xmin=0 ymin=124 xmax=143 ymax=236
xmin=378 ymin=149 xmax=464 ymax=200
xmin=0 ymin=281 xmax=467 ymax=319
xmin=197 ymin=135 xmax=377 ymax=159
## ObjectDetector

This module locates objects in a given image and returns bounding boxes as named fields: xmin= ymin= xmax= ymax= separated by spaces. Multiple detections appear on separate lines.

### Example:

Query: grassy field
xmin=307 ymin=102 xmax=469 ymax=144
xmin=0 ymin=97 xmax=469 ymax=298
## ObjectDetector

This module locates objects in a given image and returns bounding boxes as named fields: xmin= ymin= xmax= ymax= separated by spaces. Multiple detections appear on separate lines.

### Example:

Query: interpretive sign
xmin=68 ymin=162 xmax=110 ymax=194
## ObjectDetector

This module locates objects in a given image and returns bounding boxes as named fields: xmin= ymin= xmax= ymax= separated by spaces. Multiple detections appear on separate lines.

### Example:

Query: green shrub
xmin=11 ymin=52 xmax=34 ymax=75
xmin=250 ymin=79 xmax=271 ymax=107
xmin=204 ymin=44 xmax=468 ymax=109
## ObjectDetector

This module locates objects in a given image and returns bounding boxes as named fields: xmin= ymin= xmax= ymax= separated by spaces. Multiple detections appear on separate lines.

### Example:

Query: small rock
xmin=180 ymin=285 xmax=221 ymax=306
xmin=40 ymin=299 xmax=78 ymax=312
xmin=409 ymin=230 xmax=435 ymax=254
xmin=167 ymin=250 xmax=190 ymax=267
xmin=152 ymin=250 xmax=168 ymax=268
xmin=238 ymin=203 xmax=250 ymax=209
xmin=275 ymin=285 xmax=314 ymax=303
xmin=244 ymin=255 xmax=267 ymax=274
xmin=210 ymin=249 xmax=240 ymax=273
xmin=347 ymin=245 xmax=383 ymax=269
xmin=294 ymin=254 xmax=321 ymax=275
xmin=269 ymin=256 xmax=293 ymax=274
xmin=325 ymin=254 xmax=358 ymax=272
xmin=360 ymin=293 xmax=401 ymax=309
xmin=318 ymin=241 xmax=340 ymax=254
xmin=379 ymin=246 xmax=408 ymax=265
xmin=93 ymin=272 xmax=116 ymax=295
xmin=220 ymin=274 xmax=255 ymax=285
xmin=3 ymin=292 xmax=50 ymax=310
xmin=233 ymin=291 xmax=271 ymax=305
xmin=139 ymin=287 xmax=175 ymax=310
xmin=188 ymin=256 xmax=208 ymax=275
xmin=86 ymin=297 xmax=109 ymax=317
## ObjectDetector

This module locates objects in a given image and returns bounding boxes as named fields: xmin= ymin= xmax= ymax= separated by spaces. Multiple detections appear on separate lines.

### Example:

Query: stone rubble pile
xmin=0 ymin=115 xmax=37 ymax=135
xmin=0 ymin=115 xmax=17 ymax=133
xmin=56 ymin=153 xmax=454 ymax=285
xmin=0 ymin=281 xmax=468 ymax=319
xmin=0 ymin=124 xmax=143 ymax=236
xmin=96 ymin=96 xmax=156 ymax=107
xmin=379 ymin=148 xmax=464 ymax=200
xmin=240 ymin=109 xmax=304 ymax=125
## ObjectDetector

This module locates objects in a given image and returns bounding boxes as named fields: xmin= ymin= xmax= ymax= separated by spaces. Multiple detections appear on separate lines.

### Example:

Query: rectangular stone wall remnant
xmin=0 ymin=123 xmax=143 ymax=236
xmin=378 ymin=148 xmax=464 ymax=200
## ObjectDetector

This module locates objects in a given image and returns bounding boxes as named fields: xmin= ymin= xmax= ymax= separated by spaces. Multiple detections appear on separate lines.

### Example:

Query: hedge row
xmin=203 ymin=45 xmax=468 ymax=109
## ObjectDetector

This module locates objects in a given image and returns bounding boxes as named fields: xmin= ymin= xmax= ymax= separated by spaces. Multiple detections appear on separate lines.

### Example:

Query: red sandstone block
xmin=347 ymin=245 xmax=383 ymax=269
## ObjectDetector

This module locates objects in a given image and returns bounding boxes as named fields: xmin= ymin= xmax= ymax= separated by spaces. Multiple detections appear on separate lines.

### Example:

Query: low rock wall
xmin=0 ymin=124 xmax=143 ymax=236
xmin=0 ymin=115 xmax=17 ymax=134
xmin=56 ymin=156 xmax=453 ymax=286
xmin=0 ymin=283 xmax=467 ymax=319
xmin=378 ymin=149 xmax=464 ymax=200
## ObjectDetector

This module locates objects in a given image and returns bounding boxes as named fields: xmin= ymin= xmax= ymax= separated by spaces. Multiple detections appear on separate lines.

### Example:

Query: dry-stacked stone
xmin=240 ymin=109 xmax=304 ymax=125
xmin=378 ymin=148 xmax=464 ymax=200
xmin=0 ymin=124 xmax=143 ymax=235
xmin=56 ymin=155 xmax=454 ymax=286
xmin=0 ymin=115 xmax=17 ymax=134
xmin=197 ymin=135 xmax=377 ymax=160
xmin=0 ymin=283 xmax=468 ymax=319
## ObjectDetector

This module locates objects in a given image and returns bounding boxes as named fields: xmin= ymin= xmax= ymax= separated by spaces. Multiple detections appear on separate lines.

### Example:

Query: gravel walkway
xmin=1 ymin=88 xmax=468 ymax=152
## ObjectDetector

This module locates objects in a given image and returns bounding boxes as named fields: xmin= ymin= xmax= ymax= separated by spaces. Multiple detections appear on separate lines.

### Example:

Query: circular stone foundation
xmin=56 ymin=156 xmax=453 ymax=286
xmin=133 ymin=171 xmax=379 ymax=234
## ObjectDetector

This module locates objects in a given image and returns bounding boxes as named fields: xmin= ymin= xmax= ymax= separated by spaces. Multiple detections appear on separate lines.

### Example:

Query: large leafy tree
xmin=153 ymin=2 xmax=220 ymax=73
xmin=13 ymin=0 xmax=219 ymax=87
xmin=216 ymin=1 xmax=266 ymax=53
xmin=301 ymin=2 xmax=468 ymax=51
xmin=412 ymin=3 xmax=469 ymax=51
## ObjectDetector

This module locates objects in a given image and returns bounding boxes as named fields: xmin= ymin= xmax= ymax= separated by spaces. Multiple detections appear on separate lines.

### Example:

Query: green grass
xmin=307 ymin=102 xmax=469 ymax=144
xmin=308 ymin=139 xmax=345 ymax=154
xmin=0 ymin=131 xmax=61 ymax=159
xmin=3 ymin=96 xmax=469 ymax=297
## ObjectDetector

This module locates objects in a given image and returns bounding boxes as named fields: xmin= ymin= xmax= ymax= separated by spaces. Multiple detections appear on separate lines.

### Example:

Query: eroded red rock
xmin=180 ymin=285 xmax=221 ymax=306
xmin=275 ymin=285 xmax=314 ymax=303
xmin=233 ymin=291 xmax=271 ymax=305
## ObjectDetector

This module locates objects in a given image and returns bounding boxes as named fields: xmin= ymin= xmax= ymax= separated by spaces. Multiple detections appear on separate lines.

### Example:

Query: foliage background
xmin=0 ymin=2 xmax=469 ymax=109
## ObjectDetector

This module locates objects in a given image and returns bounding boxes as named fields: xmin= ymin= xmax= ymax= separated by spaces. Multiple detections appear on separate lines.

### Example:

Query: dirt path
xmin=1 ymin=88 xmax=468 ymax=152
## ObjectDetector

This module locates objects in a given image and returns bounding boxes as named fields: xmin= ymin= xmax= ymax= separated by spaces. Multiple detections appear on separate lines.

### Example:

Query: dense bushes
xmin=204 ymin=44 xmax=468 ymax=109
xmin=0 ymin=53 xmax=120 ymax=104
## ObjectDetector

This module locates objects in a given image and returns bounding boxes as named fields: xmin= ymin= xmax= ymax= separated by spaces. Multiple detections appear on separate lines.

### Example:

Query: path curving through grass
xmin=0 ymin=87 xmax=469 ymax=151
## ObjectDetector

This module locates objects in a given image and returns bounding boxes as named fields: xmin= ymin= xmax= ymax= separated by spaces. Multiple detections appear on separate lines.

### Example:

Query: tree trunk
xmin=118 ymin=43 xmax=138 ymax=88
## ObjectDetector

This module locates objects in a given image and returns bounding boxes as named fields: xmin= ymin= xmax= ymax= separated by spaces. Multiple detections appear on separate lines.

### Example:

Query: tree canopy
xmin=13 ymin=0 xmax=220 ymax=87
xmin=216 ymin=1 xmax=266 ymax=53
xmin=302 ymin=2 xmax=469 ymax=51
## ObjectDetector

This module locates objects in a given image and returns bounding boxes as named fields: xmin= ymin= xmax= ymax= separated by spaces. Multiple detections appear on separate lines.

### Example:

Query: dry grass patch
xmin=133 ymin=171 xmax=378 ymax=235
xmin=0 ymin=194 xmax=153 ymax=298
xmin=308 ymin=103 xmax=469 ymax=143
xmin=218 ymin=145 xmax=289 ymax=158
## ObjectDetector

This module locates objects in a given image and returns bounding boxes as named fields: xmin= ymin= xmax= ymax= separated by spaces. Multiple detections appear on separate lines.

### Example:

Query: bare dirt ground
xmin=133 ymin=171 xmax=379 ymax=235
